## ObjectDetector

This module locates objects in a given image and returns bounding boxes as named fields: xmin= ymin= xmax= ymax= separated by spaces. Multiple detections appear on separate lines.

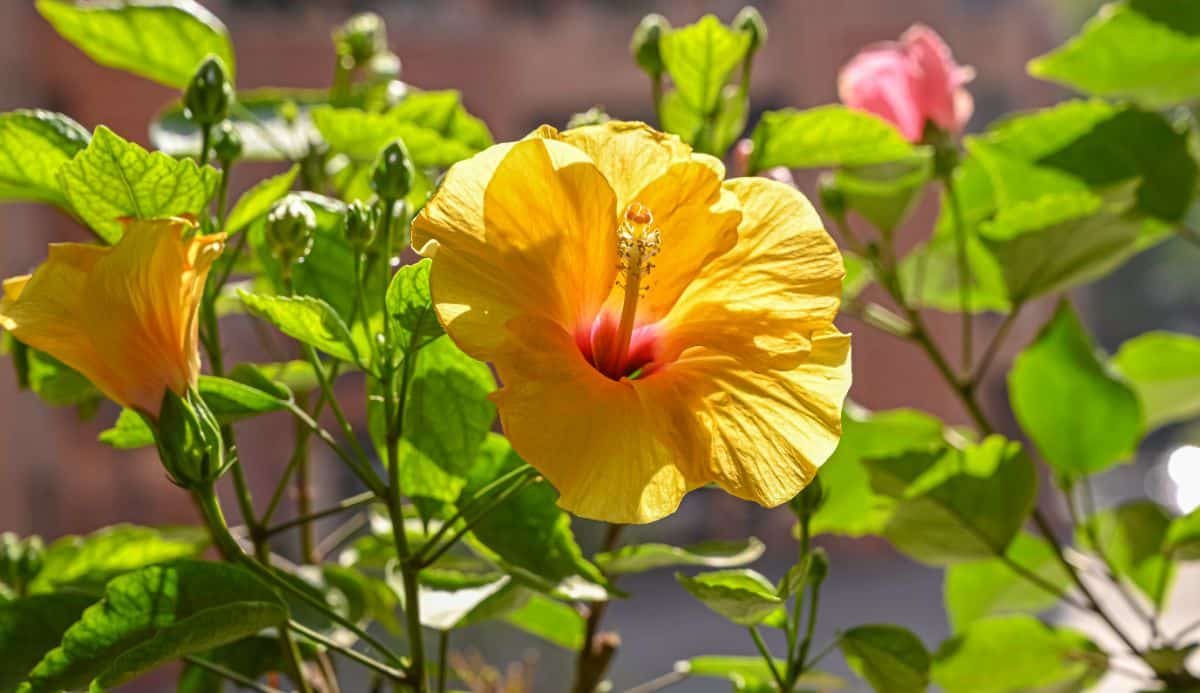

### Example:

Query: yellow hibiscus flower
xmin=0 ymin=216 xmax=224 ymax=416
xmin=413 ymin=121 xmax=851 ymax=524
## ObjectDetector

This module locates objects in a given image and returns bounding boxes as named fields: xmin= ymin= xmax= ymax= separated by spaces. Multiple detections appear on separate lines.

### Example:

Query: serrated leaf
xmin=660 ymin=15 xmax=751 ymax=116
xmin=224 ymin=165 xmax=298 ymax=235
xmin=58 ymin=126 xmax=219 ymax=243
xmin=943 ymin=533 xmax=1071 ymax=631
xmin=29 ymin=525 xmax=208 ymax=595
xmin=240 ymin=292 xmax=364 ymax=369
xmin=840 ymin=624 xmax=930 ymax=693
xmin=1111 ymin=331 xmax=1200 ymax=430
xmin=1009 ymin=301 xmax=1142 ymax=479
xmin=36 ymin=0 xmax=235 ymax=89
xmin=595 ymin=538 xmax=764 ymax=576
xmin=0 ymin=110 xmax=90 ymax=208
xmin=749 ymin=106 xmax=919 ymax=172
xmin=1078 ymin=500 xmax=1174 ymax=607
xmin=1029 ymin=0 xmax=1200 ymax=108
xmin=932 ymin=616 xmax=1107 ymax=693
xmin=386 ymin=259 xmax=443 ymax=355
xmin=20 ymin=560 xmax=286 ymax=692
xmin=0 ymin=593 xmax=95 ymax=692
xmin=676 ymin=569 xmax=782 ymax=626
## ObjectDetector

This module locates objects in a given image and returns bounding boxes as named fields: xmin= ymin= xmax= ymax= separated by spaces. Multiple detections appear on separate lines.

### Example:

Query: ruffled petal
xmin=670 ymin=328 xmax=852 ymax=507
xmin=551 ymin=121 xmax=693 ymax=208
xmin=491 ymin=316 xmax=710 ymax=524
xmin=414 ymin=138 xmax=619 ymax=359
xmin=661 ymin=178 xmax=844 ymax=369
xmin=838 ymin=45 xmax=926 ymax=142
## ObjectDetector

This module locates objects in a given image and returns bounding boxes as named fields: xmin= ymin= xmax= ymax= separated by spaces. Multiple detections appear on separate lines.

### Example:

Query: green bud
xmin=567 ymin=106 xmax=612 ymax=130
xmin=266 ymin=194 xmax=317 ymax=269
xmin=367 ymin=52 xmax=403 ymax=83
xmin=371 ymin=139 xmax=415 ymax=201
xmin=817 ymin=174 xmax=847 ymax=219
xmin=807 ymin=548 xmax=829 ymax=585
xmin=733 ymin=6 xmax=767 ymax=53
xmin=788 ymin=476 xmax=824 ymax=519
xmin=212 ymin=121 xmax=243 ymax=165
xmin=155 ymin=388 xmax=226 ymax=488
xmin=334 ymin=12 xmax=387 ymax=66
xmin=630 ymin=13 xmax=670 ymax=78
xmin=183 ymin=56 xmax=233 ymax=127
xmin=344 ymin=199 xmax=378 ymax=251
xmin=0 ymin=533 xmax=20 ymax=589
xmin=17 ymin=536 xmax=43 ymax=584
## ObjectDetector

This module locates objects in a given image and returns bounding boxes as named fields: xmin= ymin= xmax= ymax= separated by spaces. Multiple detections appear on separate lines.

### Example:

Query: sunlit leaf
xmin=840 ymin=624 xmax=930 ymax=693
xmin=943 ymin=533 xmax=1071 ymax=631
xmin=0 ymin=110 xmax=89 ymax=208
xmin=676 ymin=569 xmax=782 ymax=626
xmin=1111 ymin=331 xmax=1200 ymax=430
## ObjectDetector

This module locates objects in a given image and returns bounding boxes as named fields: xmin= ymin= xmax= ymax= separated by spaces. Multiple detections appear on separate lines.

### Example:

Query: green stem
xmin=286 ymin=402 xmax=386 ymax=497
xmin=184 ymin=655 xmax=286 ymax=693
xmin=794 ymin=579 xmax=822 ymax=680
xmin=417 ymin=465 xmax=534 ymax=558
xmin=571 ymin=523 xmax=626 ymax=693
xmin=943 ymin=174 xmax=973 ymax=372
xmin=198 ymin=123 xmax=213 ymax=169
xmin=215 ymin=165 xmax=232 ymax=227
xmin=416 ymin=473 xmax=538 ymax=569
xmin=265 ymin=491 xmax=376 ymax=537
xmin=288 ymin=619 xmax=411 ymax=684
xmin=968 ymin=306 xmax=1022 ymax=387
xmin=436 ymin=631 xmax=449 ymax=693
xmin=748 ymin=626 xmax=787 ymax=691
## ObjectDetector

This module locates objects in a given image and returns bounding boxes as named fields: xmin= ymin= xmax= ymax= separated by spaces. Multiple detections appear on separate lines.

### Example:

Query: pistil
xmin=604 ymin=203 xmax=660 ymax=377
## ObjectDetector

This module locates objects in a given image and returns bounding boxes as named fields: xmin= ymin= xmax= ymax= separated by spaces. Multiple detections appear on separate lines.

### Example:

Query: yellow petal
xmin=662 ymin=177 xmax=845 ymax=367
xmin=674 ymin=328 xmax=852 ymax=507
xmin=552 ymin=121 xmax=693 ymax=209
xmin=491 ymin=316 xmax=710 ymax=524
xmin=414 ymin=137 xmax=618 ymax=360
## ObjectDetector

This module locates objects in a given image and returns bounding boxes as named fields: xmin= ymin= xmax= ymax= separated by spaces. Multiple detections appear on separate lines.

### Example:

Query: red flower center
xmin=576 ymin=310 xmax=663 ymax=380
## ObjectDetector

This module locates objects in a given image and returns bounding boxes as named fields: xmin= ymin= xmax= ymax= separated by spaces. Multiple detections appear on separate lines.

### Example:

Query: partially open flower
xmin=414 ymin=121 xmax=851 ymax=524
xmin=0 ymin=217 xmax=224 ymax=416
xmin=838 ymin=24 xmax=974 ymax=142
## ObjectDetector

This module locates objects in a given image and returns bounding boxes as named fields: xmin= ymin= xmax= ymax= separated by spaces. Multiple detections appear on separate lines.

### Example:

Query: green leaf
xmin=313 ymin=95 xmax=491 ymax=169
xmin=224 ymin=165 xmax=298 ymax=235
xmin=811 ymin=405 xmax=946 ymax=538
xmin=899 ymin=231 xmax=1012 ymax=315
xmin=660 ymin=15 xmax=751 ymax=116
xmin=676 ymin=569 xmax=782 ymax=626
xmin=1166 ymin=507 xmax=1200 ymax=560
xmin=36 ymin=0 xmax=235 ymax=89
xmin=867 ymin=436 xmax=1037 ymax=565
xmin=595 ymin=538 xmax=764 ymax=576
xmin=749 ymin=106 xmax=919 ymax=171
xmin=240 ymin=292 xmax=364 ymax=369
xmin=97 ymin=409 xmax=153 ymax=449
xmin=1028 ymin=0 xmax=1200 ymax=108
xmin=840 ymin=624 xmax=930 ymax=693
xmin=405 ymin=573 xmax=516 ymax=631
xmin=0 ymin=594 xmax=95 ymax=692
xmin=387 ymin=259 xmax=443 ymax=355
xmin=459 ymin=435 xmax=605 ymax=590
xmin=943 ymin=533 xmax=1071 ymax=631
xmin=320 ymin=565 xmax=401 ymax=635
xmin=1111 ymin=331 xmax=1200 ymax=430
xmin=500 ymin=592 xmax=585 ymax=650
xmin=20 ymin=349 xmax=101 ymax=411
xmin=835 ymin=154 xmax=932 ymax=234
xmin=387 ymin=89 xmax=493 ymax=153
xmin=178 ymin=635 xmax=319 ymax=693
xmin=932 ymin=616 xmax=1107 ymax=693
xmin=20 ymin=560 xmax=287 ymax=692
xmin=682 ymin=656 xmax=847 ymax=691
xmin=1078 ymin=500 xmax=1174 ymax=607
xmin=1009 ymin=301 xmax=1142 ymax=479
xmin=0 ymin=110 xmax=90 ymax=208
xmin=29 ymin=525 xmax=208 ymax=595
xmin=842 ymin=253 xmax=872 ymax=303
xmin=58 ymin=126 xmax=219 ymax=243
xmin=152 ymin=88 xmax=328 ymax=162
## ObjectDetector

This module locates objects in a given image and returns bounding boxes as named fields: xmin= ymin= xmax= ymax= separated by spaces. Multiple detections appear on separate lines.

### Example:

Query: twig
xmin=185 ymin=655 xmax=287 ymax=693
xmin=265 ymin=491 xmax=377 ymax=537
xmin=624 ymin=669 xmax=688 ymax=693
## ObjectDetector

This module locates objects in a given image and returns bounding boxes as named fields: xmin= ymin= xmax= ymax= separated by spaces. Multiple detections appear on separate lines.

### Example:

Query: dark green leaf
xmin=0 ymin=593 xmax=94 ymax=692
xmin=1111 ymin=331 xmax=1200 ymax=430
xmin=29 ymin=525 xmax=208 ymax=595
xmin=0 ymin=110 xmax=89 ymax=208
xmin=177 ymin=635 xmax=319 ymax=693
xmin=660 ymin=16 xmax=751 ymax=116
xmin=676 ymin=569 xmax=782 ymax=626
xmin=20 ymin=560 xmax=287 ymax=692
xmin=932 ymin=616 xmax=1107 ymax=693
xmin=1078 ymin=500 xmax=1174 ymax=607
xmin=840 ymin=624 xmax=930 ymax=693
xmin=58 ymin=126 xmax=219 ymax=243
xmin=36 ymin=0 xmax=235 ymax=89
xmin=1009 ymin=301 xmax=1142 ymax=478
xmin=224 ymin=165 xmax=298 ymax=235
xmin=749 ymin=106 xmax=919 ymax=172
xmin=943 ymin=533 xmax=1071 ymax=631
xmin=595 ymin=538 xmax=764 ymax=576
xmin=500 ymin=591 xmax=585 ymax=650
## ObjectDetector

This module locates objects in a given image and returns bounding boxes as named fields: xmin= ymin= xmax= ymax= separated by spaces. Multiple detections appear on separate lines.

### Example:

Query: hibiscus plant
xmin=2 ymin=1 xmax=1200 ymax=692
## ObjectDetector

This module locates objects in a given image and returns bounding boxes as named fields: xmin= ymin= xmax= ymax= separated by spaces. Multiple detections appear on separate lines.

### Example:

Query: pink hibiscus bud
xmin=837 ymin=24 xmax=974 ymax=143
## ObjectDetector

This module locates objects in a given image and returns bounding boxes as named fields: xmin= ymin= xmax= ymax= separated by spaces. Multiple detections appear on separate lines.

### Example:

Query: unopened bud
xmin=371 ymin=140 xmax=415 ymax=201
xmin=184 ymin=56 xmax=233 ymax=127
xmin=344 ymin=199 xmax=378 ymax=251
xmin=788 ymin=476 xmax=824 ymax=518
xmin=733 ymin=7 xmax=767 ymax=54
xmin=18 ymin=536 xmax=43 ymax=584
xmin=155 ymin=389 xmax=226 ymax=488
xmin=808 ymin=548 xmax=829 ymax=585
xmin=212 ymin=121 xmax=243 ymax=165
xmin=266 ymin=194 xmax=317 ymax=269
xmin=0 ymin=533 xmax=43 ymax=595
xmin=367 ymin=52 xmax=402 ymax=83
xmin=817 ymin=174 xmax=847 ymax=219
xmin=631 ymin=14 xmax=670 ymax=78
xmin=567 ymin=106 xmax=611 ymax=130
xmin=334 ymin=12 xmax=387 ymax=66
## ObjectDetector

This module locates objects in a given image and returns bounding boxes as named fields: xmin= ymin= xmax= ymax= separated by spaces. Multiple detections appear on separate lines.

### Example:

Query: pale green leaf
xmin=596 ymin=538 xmax=764 ymax=576
xmin=240 ymin=292 xmax=363 ymax=368
xmin=749 ymin=106 xmax=919 ymax=171
xmin=1111 ymin=331 xmax=1200 ymax=430
xmin=29 ymin=525 xmax=208 ymax=595
xmin=676 ymin=569 xmax=782 ymax=626
xmin=500 ymin=592 xmax=585 ymax=650
xmin=660 ymin=15 xmax=751 ymax=115
xmin=0 ymin=110 xmax=89 ymax=208
xmin=224 ymin=164 xmax=298 ymax=234
xmin=943 ymin=533 xmax=1071 ymax=631
xmin=1078 ymin=500 xmax=1174 ymax=607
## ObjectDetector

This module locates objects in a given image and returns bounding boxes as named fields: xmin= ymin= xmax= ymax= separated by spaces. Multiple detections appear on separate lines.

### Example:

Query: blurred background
xmin=3 ymin=0 xmax=1199 ymax=690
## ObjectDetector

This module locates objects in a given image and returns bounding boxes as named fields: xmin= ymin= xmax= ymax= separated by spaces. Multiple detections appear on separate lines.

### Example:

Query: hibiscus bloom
xmin=0 ymin=217 xmax=224 ymax=416
xmin=413 ymin=121 xmax=851 ymax=523
xmin=838 ymin=24 xmax=974 ymax=142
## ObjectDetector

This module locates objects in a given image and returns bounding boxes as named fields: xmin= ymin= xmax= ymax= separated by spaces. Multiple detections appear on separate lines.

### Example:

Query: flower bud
xmin=18 ymin=536 xmax=43 ymax=585
xmin=334 ymin=12 xmax=387 ymax=66
xmin=183 ymin=56 xmax=233 ymax=127
xmin=567 ymin=106 xmax=612 ymax=130
xmin=630 ymin=14 xmax=670 ymax=79
xmin=807 ymin=548 xmax=829 ymax=585
xmin=788 ymin=476 xmax=824 ymax=519
xmin=212 ymin=121 xmax=243 ymax=165
xmin=371 ymin=139 xmax=415 ymax=201
xmin=344 ymin=199 xmax=378 ymax=251
xmin=155 ymin=388 xmax=226 ymax=488
xmin=733 ymin=7 xmax=767 ymax=54
xmin=266 ymin=194 xmax=317 ymax=269
xmin=367 ymin=52 xmax=403 ymax=83
xmin=817 ymin=174 xmax=847 ymax=219
xmin=0 ymin=533 xmax=43 ymax=596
